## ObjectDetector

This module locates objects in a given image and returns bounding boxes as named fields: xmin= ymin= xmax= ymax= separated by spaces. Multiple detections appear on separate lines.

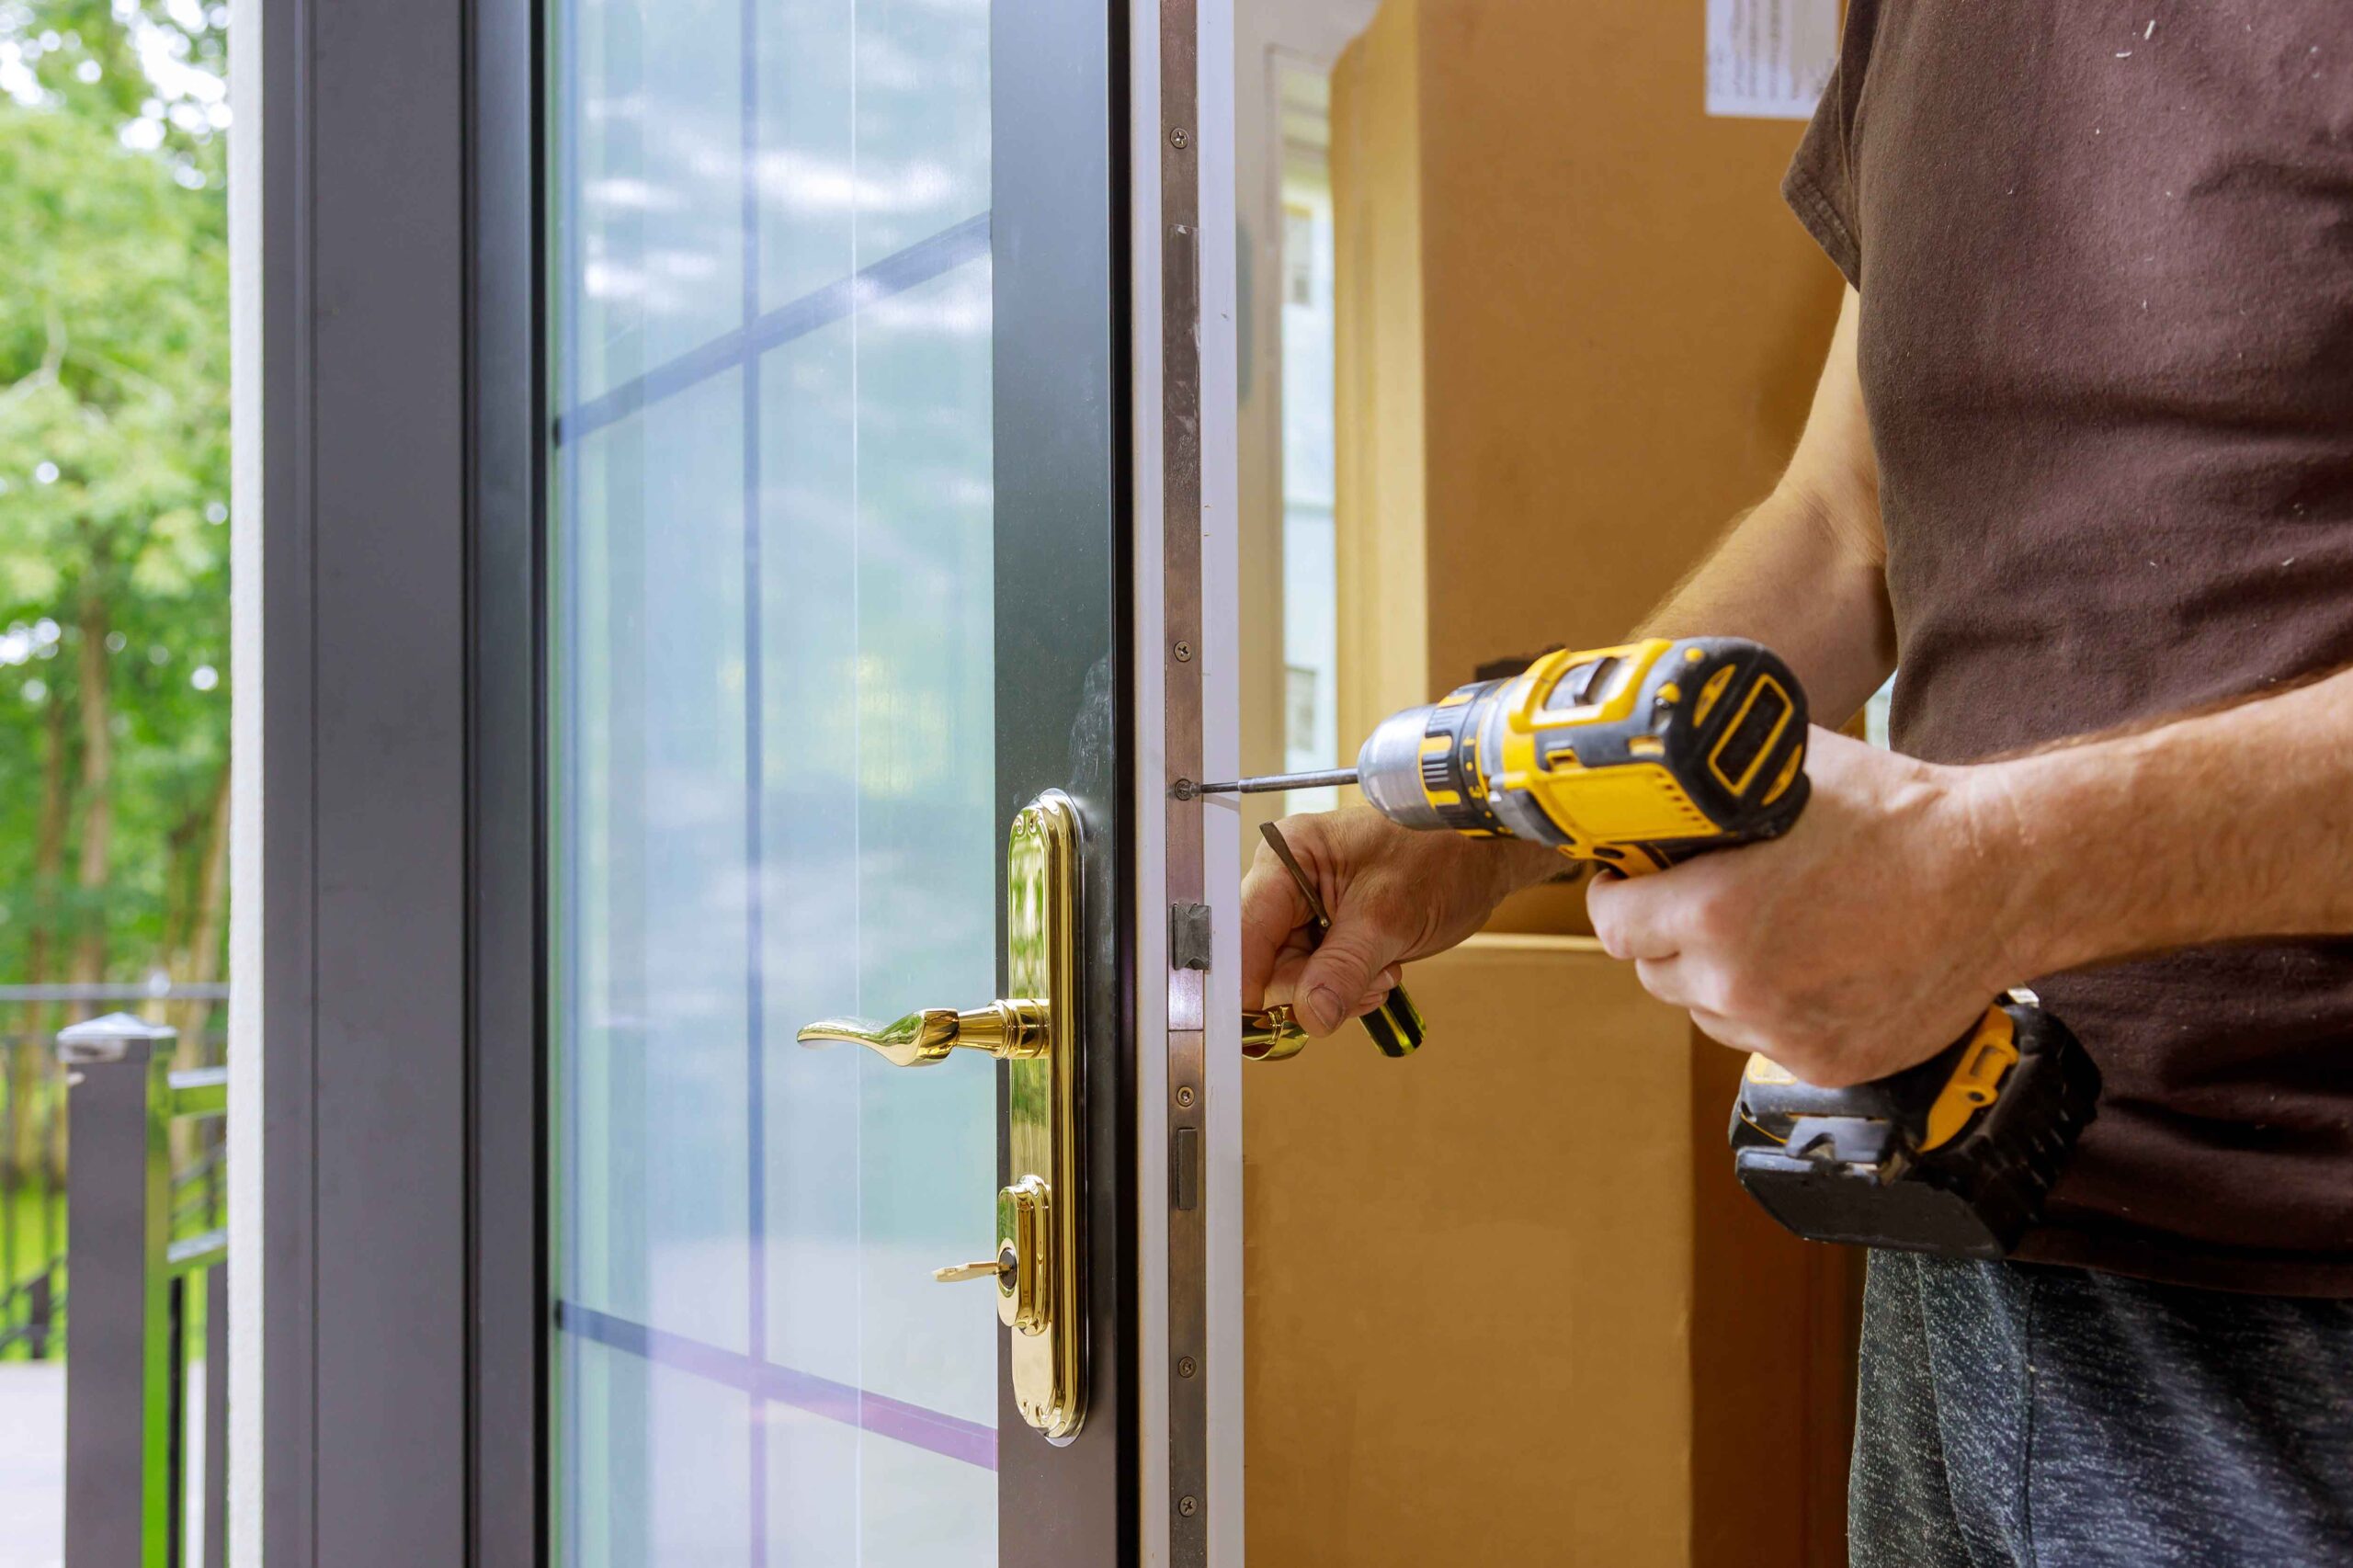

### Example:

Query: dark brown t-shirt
xmin=1785 ymin=2 xmax=2353 ymax=1293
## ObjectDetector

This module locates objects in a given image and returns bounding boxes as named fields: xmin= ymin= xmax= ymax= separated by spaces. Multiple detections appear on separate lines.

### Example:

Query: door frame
xmin=257 ymin=0 xmax=1239 ymax=1564
xmin=258 ymin=0 xmax=540 ymax=1559
xmin=1129 ymin=1 xmax=1244 ymax=1564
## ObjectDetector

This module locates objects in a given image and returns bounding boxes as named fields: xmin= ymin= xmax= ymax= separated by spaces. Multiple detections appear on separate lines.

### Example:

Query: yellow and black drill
xmin=1186 ymin=636 xmax=2101 ymax=1258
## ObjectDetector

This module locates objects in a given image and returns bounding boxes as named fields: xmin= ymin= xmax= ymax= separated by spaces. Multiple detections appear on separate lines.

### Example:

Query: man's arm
xmin=1991 ymin=672 xmax=2353 ymax=970
xmin=1583 ymin=292 xmax=2353 ymax=1086
xmin=1637 ymin=287 xmax=1893 ymax=722
xmin=1587 ymin=669 xmax=2353 ymax=1086
xmin=1242 ymin=287 xmax=1893 ymax=1034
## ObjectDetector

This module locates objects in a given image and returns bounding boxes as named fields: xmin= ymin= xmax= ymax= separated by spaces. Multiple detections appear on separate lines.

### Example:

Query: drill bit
xmin=1173 ymin=767 xmax=1359 ymax=801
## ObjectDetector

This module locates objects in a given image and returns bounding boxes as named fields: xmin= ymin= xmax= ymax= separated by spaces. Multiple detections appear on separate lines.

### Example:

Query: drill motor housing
xmin=1355 ymin=638 xmax=1812 ymax=873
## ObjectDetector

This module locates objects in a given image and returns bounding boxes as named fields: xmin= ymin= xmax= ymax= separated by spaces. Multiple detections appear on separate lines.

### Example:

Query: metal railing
xmin=1 ymin=1027 xmax=67 ymax=1360
xmin=2 ymin=985 xmax=228 ymax=1364
xmin=58 ymin=1011 xmax=229 ymax=1568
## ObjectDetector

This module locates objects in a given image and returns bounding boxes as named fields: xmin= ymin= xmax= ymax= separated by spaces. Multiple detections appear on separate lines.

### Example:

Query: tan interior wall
xmin=1414 ymin=4 xmax=1845 ymax=691
xmin=1250 ymin=6 xmax=1859 ymax=1565
xmin=1327 ymin=0 xmax=1428 ymax=765
xmin=1245 ymin=937 xmax=1695 ymax=1568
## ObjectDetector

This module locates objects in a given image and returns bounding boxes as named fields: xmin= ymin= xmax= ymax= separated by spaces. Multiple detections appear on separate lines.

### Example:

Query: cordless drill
xmin=1186 ymin=636 xmax=2101 ymax=1258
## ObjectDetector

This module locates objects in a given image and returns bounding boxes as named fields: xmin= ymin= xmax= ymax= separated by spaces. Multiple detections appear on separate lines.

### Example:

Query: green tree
xmin=0 ymin=0 xmax=230 ymax=1159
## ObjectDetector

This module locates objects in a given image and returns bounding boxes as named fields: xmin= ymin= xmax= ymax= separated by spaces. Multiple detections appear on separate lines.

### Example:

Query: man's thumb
xmin=1293 ymin=926 xmax=1392 ymax=1036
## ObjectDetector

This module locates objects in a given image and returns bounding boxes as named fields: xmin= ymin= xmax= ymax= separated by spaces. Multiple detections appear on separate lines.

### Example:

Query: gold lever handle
xmin=1243 ymin=1000 xmax=1429 ymax=1062
xmin=1242 ymin=1005 xmax=1311 ymax=1062
xmin=796 ymin=999 xmax=1049 ymax=1068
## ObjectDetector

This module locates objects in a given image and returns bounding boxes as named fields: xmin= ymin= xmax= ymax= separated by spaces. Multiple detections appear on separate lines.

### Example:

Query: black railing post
xmin=27 ymin=1270 xmax=53 ymax=1359
xmin=3 ymin=1037 xmax=17 ymax=1353
xmin=203 ymin=1262 xmax=228 ymax=1568
xmin=59 ymin=1011 xmax=179 ymax=1568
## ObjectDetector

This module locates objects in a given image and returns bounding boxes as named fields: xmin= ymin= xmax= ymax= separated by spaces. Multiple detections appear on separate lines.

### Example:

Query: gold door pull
xmin=1242 ymin=1005 xmax=1311 ymax=1062
xmin=790 ymin=791 xmax=1086 ymax=1442
xmin=796 ymin=998 xmax=1049 ymax=1068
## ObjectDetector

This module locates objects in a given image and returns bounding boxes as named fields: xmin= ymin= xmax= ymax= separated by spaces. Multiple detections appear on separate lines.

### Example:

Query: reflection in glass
xmin=551 ymin=0 xmax=998 ymax=1562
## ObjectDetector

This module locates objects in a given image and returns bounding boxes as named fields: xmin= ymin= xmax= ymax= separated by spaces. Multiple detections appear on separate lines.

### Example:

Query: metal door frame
xmin=260 ymin=0 xmax=540 ymax=1558
xmin=1131 ymin=2 xmax=1243 ymax=1563
xmin=259 ymin=0 xmax=1173 ymax=1562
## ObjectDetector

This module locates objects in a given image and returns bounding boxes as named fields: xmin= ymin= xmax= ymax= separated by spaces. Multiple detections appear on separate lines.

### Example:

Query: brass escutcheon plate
xmin=1006 ymin=790 xmax=1085 ymax=1440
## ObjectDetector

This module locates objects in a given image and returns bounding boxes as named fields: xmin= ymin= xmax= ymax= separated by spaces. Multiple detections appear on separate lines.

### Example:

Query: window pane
xmin=566 ymin=0 xmax=747 ymax=402
xmin=551 ymin=1 xmax=1001 ymax=1562
xmin=563 ymin=370 xmax=752 ymax=1354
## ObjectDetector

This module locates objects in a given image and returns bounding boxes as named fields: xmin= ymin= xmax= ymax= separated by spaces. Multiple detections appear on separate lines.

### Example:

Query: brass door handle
xmin=790 ymin=791 xmax=1086 ymax=1442
xmin=1242 ymin=999 xmax=1427 ymax=1062
xmin=1242 ymin=1005 xmax=1311 ymax=1062
xmin=796 ymin=999 xmax=1049 ymax=1068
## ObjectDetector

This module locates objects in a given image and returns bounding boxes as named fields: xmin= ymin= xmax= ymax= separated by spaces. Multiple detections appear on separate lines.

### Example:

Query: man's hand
xmin=1586 ymin=728 xmax=2023 ymax=1086
xmin=1242 ymin=807 xmax=1560 ymax=1037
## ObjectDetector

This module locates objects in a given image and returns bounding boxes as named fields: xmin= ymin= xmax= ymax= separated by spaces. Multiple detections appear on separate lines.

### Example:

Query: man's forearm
xmin=1635 ymin=288 xmax=1895 ymax=726
xmin=1638 ymin=486 xmax=1895 ymax=728
xmin=1980 ymin=666 xmax=2353 ymax=980
xmin=1581 ymin=669 xmax=2353 ymax=1085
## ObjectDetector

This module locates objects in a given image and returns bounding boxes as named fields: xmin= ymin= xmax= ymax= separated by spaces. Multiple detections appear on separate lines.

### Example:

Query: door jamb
xmin=259 ymin=0 xmax=541 ymax=1561
xmin=1132 ymin=1 xmax=1243 ymax=1562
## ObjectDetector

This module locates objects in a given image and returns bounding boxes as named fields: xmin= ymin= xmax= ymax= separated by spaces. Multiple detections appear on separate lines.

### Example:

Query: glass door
xmin=543 ymin=1 xmax=1131 ymax=1562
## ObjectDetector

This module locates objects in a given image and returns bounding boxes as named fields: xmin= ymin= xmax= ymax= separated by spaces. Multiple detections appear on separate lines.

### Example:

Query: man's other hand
xmin=1586 ymin=727 xmax=2024 ymax=1086
xmin=1241 ymin=807 xmax=1560 ymax=1037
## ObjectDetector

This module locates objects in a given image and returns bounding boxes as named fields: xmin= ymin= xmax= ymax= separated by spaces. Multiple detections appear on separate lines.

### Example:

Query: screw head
xmin=1179 ymin=1495 xmax=1199 ymax=1517
xmin=1170 ymin=126 xmax=1190 ymax=149
xmin=1177 ymin=1356 xmax=1198 ymax=1378
xmin=1174 ymin=641 xmax=1193 ymax=663
xmin=1176 ymin=1085 xmax=1196 ymax=1108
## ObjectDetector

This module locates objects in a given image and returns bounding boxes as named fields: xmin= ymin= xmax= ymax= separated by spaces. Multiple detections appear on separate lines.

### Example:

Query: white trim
xmin=225 ymin=0 xmax=264 ymax=1560
xmin=1134 ymin=1 xmax=1244 ymax=1559
xmin=1129 ymin=4 xmax=1171 ymax=1554
xmin=1194 ymin=2 xmax=1245 ymax=1562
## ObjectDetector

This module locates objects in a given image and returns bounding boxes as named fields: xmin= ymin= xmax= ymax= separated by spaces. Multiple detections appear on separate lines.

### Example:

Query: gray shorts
xmin=1850 ymin=1252 xmax=2353 ymax=1567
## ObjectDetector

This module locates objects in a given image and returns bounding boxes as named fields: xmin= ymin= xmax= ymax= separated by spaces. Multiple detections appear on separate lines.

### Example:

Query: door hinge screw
xmin=1179 ymin=1495 xmax=1200 ymax=1517
xmin=1174 ymin=640 xmax=1193 ymax=662
xmin=1177 ymin=1356 xmax=1198 ymax=1379
xmin=1170 ymin=126 xmax=1190 ymax=149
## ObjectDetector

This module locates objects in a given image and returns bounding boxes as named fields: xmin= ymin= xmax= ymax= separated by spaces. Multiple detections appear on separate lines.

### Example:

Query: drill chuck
xmin=1354 ymin=705 xmax=1456 ymax=830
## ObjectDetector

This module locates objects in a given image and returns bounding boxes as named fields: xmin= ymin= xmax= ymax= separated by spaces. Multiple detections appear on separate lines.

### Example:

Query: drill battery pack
xmin=1727 ymin=996 xmax=2101 ymax=1257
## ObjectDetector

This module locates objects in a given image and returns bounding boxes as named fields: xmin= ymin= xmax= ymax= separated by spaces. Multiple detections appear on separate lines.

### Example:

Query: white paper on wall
xmin=1706 ymin=0 xmax=1841 ymax=121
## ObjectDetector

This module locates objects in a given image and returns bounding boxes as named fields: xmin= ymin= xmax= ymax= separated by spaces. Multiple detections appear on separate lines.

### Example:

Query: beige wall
xmin=1412 ymin=4 xmax=1844 ymax=696
xmin=1327 ymin=0 xmax=1431 ymax=771
xmin=1246 ymin=5 xmax=1858 ymax=1564
xmin=1245 ymin=938 xmax=1696 ymax=1567
xmin=1334 ymin=0 xmax=1847 ymax=725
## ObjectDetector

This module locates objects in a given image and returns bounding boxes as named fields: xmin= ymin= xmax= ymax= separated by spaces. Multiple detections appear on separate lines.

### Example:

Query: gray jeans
xmin=1849 ymin=1252 xmax=2353 ymax=1567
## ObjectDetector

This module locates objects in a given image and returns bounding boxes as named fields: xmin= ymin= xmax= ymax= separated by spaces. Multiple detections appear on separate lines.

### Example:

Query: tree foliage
xmin=0 ymin=0 xmax=228 ymax=1017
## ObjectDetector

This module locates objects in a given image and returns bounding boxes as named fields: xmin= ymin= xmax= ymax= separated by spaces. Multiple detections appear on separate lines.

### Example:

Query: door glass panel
xmin=549 ymin=0 xmax=999 ymax=1562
